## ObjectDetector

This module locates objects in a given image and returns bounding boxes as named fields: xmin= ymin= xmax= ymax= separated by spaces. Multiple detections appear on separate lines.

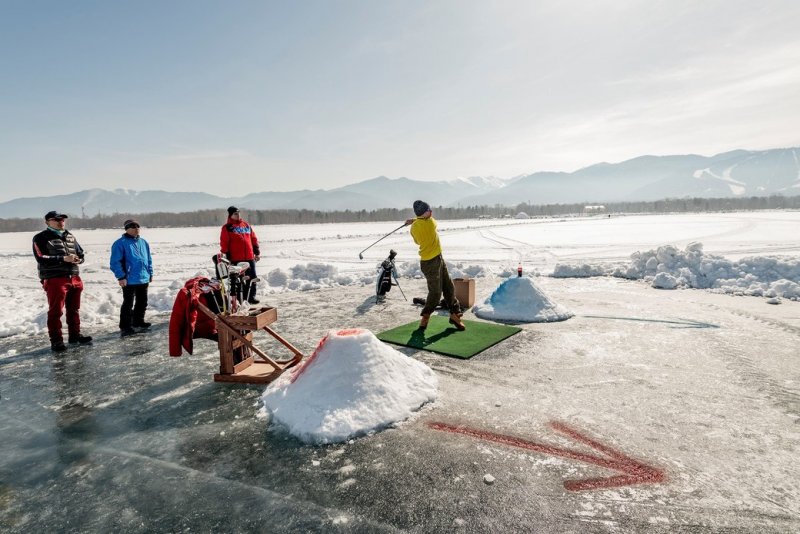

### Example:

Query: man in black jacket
xmin=32 ymin=211 xmax=92 ymax=352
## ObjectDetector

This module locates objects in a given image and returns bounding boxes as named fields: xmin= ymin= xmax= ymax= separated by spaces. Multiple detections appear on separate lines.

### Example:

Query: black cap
xmin=227 ymin=206 xmax=239 ymax=216
xmin=413 ymin=200 xmax=430 ymax=217
xmin=124 ymin=219 xmax=140 ymax=229
xmin=44 ymin=211 xmax=68 ymax=220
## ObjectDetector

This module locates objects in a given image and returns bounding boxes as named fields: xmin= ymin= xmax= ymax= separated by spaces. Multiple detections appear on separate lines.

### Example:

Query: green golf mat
xmin=377 ymin=315 xmax=522 ymax=359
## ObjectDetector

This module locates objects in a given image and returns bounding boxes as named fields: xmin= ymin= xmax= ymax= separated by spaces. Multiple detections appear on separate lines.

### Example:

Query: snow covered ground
xmin=1 ymin=211 xmax=799 ymax=337
xmin=1 ymin=210 xmax=799 ymax=532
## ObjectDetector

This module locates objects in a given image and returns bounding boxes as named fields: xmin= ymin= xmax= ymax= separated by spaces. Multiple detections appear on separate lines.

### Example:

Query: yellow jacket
xmin=410 ymin=216 xmax=442 ymax=261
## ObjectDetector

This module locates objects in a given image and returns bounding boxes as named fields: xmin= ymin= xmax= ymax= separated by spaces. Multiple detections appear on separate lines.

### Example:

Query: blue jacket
xmin=110 ymin=234 xmax=153 ymax=285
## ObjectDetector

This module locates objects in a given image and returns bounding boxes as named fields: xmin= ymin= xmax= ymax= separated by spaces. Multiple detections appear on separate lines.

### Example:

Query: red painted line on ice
xmin=427 ymin=420 xmax=665 ymax=491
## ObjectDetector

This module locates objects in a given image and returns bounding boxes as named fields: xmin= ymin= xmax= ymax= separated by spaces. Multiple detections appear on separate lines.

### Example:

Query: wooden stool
xmin=197 ymin=304 xmax=304 ymax=384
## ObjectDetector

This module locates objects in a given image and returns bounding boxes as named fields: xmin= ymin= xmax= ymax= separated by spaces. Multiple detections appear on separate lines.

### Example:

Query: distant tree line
xmin=2 ymin=195 xmax=799 ymax=232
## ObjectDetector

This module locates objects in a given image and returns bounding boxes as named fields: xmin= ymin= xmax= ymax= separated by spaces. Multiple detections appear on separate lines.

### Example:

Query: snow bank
xmin=261 ymin=328 xmax=437 ymax=444
xmin=473 ymin=276 xmax=573 ymax=323
xmin=0 ymin=282 xmax=177 ymax=338
xmin=396 ymin=260 xmax=489 ymax=280
xmin=552 ymin=242 xmax=800 ymax=300
xmin=264 ymin=261 xmax=488 ymax=291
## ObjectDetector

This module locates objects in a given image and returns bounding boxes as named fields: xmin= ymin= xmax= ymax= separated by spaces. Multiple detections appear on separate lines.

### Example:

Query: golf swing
xmin=358 ymin=221 xmax=411 ymax=260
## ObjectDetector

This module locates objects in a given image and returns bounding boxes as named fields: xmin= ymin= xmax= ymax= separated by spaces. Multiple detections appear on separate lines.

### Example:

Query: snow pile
xmin=261 ymin=328 xmax=437 ymax=444
xmin=0 ymin=282 xmax=177 ymax=338
xmin=290 ymin=262 xmax=338 ymax=282
xmin=473 ymin=276 xmax=573 ymax=323
xmin=551 ymin=263 xmax=607 ymax=278
xmin=266 ymin=268 xmax=289 ymax=287
xmin=396 ymin=260 xmax=489 ymax=279
xmin=552 ymin=242 xmax=800 ymax=300
xmin=262 ymin=260 xmax=488 ymax=292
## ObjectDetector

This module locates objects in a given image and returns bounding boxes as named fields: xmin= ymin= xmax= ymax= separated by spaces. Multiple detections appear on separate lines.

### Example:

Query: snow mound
xmin=552 ymin=263 xmax=607 ymax=278
xmin=473 ymin=276 xmax=573 ymax=323
xmin=0 ymin=282 xmax=176 ymax=338
xmin=290 ymin=262 xmax=338 ymax=282
xmin=261 ymin=328 xmax=437 ymax=444
xmin=396 ymin=260 xmax=488 ymax=279
xmin=552 ymin=243 xmax=800 ymax=300
xmin=652 ymin=272 xmax=679 ymax=289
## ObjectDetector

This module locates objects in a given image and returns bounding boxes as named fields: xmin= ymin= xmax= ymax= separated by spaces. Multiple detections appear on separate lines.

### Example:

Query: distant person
xmin=406 ymin=200 xmax=465 ymax=331
xmin=32 ymin=211 xmax=92 ymax=352
xmin=220 ymin=206 xmax=261 ymax=304
xmin=110 ymin=219 xmax=154 ymax=337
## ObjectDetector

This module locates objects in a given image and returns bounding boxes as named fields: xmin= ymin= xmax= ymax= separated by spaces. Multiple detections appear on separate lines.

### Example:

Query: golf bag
xmin=376 ymin=249 xmax=405 ymax=303
xmin=212 ymin=254 xmax=258 ymax=313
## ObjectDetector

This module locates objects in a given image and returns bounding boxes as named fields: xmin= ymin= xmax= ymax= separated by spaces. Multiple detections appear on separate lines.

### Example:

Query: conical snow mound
xmin=261 ymin=328 xmax=437 ymax=444
xmin=473 ymin=277 xmax=573 ymax=323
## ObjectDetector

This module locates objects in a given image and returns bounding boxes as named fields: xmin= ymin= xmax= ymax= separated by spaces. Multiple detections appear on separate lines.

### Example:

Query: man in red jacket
xmin=219 ymin=206 xmax=261 ymax=304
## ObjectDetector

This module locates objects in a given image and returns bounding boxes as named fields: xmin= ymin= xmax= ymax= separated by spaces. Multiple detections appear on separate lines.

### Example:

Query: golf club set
xmin=358 ymin=222 xmax=411 ymax=304
xmin=209 ymin=253 xmax=261 ymax=314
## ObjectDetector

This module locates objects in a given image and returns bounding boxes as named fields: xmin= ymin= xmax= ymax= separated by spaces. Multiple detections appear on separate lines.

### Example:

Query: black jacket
xmin=32 ymin=228 xmax=85 ymax=280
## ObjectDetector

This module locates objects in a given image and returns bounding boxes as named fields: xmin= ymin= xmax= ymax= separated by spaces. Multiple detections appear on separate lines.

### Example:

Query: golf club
xmin=358 ymin=221 xmax=410 ymax=259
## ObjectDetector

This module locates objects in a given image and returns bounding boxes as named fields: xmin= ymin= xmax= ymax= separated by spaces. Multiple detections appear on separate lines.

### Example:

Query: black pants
xmin=230 ymin=259 xmax=257 ymax=301
xmin=120 ymin=283 xmax=149 ymax=329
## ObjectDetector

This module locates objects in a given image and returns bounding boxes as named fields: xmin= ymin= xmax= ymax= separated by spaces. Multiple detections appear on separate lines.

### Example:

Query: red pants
xmin=42 ymin=275 xmax=83 ymax=342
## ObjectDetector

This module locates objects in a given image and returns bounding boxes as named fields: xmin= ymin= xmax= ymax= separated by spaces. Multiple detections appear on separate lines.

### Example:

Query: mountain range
xmin=1 ymin=148 xmax=798 ymax=218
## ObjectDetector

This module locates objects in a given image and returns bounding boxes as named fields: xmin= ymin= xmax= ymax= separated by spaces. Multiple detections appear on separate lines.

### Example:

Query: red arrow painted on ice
xmin=427 ymin=420 xmax=665 ymax=491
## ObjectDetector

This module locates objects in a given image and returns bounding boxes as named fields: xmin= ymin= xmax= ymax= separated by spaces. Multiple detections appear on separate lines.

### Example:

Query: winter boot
xmin=132 ymin=322 xmax=152 ymax=329
xmin=449 ymin=313 xmax=466 ymax=331
xmin=68 ymin=334 xmax=93 ymax=344
xmin=419 ymin=313 xmax=431 ymax=330
xmin=51 ymin=340 xmax=67 ymax=352
xmin=247 ymin=282 xmax=260 ymax=305
xmin=120 ymin=327 xmax=137 ymax=338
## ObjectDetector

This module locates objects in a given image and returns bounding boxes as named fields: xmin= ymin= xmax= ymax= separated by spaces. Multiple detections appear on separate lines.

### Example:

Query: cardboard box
xmin=453 ymin=278 xmax=475 ymax=307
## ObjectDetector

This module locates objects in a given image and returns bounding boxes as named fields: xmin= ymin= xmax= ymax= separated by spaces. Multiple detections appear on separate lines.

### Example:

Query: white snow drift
xmin=261 ymin=328 xmax=437 ymax=444
xmin=553 ymin=242 xmax=800 ymax=300
xmin=473 ymin=276 xmax=573 ymax=323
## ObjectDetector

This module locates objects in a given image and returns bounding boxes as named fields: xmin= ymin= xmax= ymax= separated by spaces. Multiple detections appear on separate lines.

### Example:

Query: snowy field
xmin=1 ymin=210 xmax=799 ymax=338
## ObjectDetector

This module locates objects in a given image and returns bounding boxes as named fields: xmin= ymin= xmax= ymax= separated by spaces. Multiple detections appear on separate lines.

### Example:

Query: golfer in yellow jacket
xmin=406 ymin=200 xmax=465 ymax=331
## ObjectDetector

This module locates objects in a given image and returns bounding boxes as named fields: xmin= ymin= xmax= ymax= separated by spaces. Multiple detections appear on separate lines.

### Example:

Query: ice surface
xmin=261 ymin=328 xmax=437 ymax=444
xmin=473 ymin=276 xmax=573 ymax=323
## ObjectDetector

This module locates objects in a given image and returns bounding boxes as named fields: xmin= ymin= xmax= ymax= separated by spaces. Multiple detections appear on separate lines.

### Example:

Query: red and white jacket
xmin=220 ymin=218 xmax=260 ymax=261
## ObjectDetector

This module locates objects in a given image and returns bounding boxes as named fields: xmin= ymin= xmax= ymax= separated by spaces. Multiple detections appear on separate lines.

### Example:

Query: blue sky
xmin=1 ymin=0 xmax=799 ymax=201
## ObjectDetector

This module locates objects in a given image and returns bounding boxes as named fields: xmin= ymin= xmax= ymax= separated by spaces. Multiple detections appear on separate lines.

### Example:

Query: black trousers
xmin=230 ymin=259 xmax=257 ymax=301
xmin=120 ymin=283 xmax=149 ymax=329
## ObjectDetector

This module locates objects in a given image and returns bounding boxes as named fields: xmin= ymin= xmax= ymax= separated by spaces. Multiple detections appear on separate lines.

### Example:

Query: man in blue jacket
xmin=110 ymin=219 xmax=154 ymax=337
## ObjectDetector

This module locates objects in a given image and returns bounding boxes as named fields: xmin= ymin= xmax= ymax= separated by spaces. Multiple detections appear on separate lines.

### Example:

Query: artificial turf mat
xmin=377 ymin=315 xmax=522 ymax=359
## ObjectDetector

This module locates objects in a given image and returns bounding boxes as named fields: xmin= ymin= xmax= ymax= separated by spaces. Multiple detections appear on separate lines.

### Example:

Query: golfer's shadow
xmin=408 ymin=326 xmax=458 ymax=347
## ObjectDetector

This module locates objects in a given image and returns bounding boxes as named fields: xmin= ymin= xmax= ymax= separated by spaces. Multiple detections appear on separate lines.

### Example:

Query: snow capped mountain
xmin=0 ymin=147 xmax=798 ymax=218
xmin=454 ymin=148 xmax=800 ymax=206
xmin=448 ymin=176 xmax=508 ymax=189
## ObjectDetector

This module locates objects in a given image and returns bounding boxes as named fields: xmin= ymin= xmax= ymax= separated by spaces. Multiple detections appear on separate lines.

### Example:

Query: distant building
xmin=583 ymin=205 xmax=606 ymax=215
xmin=515 ymin=212 xmax=530 ymax=219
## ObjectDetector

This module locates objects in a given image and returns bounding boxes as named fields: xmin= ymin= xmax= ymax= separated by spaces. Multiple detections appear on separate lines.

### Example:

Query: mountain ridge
xmin=1 ymin=147 xmax=798 ymax=218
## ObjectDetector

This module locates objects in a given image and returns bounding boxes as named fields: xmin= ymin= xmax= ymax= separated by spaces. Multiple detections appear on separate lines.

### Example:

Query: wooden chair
xmin=197 ymin=304 xmax=304 ymax=384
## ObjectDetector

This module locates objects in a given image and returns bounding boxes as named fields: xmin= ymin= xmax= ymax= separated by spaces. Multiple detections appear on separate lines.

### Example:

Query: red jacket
xmin=220 ymin=218 xmax=260 ymax=261
xmin=169 ymin=277 xmax=219 ymax=356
